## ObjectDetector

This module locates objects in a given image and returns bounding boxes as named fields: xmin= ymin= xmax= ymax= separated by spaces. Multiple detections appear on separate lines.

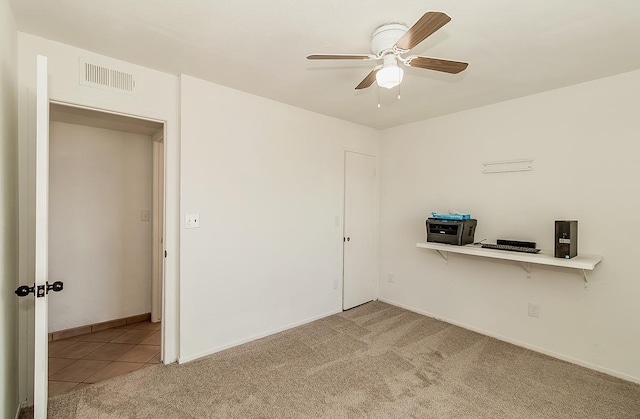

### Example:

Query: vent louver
xmin=79 ymin=58 xmax=136 ymax=94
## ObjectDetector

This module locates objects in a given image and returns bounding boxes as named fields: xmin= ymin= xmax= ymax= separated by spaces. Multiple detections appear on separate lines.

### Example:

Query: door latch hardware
xmin=15 ymin=281 xmax=64 ymax=298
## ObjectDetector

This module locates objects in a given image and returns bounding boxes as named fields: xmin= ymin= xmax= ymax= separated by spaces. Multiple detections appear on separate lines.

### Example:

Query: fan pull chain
xmin=377 ymin=85 xmax=381 ymax=108
xmin=397 ymin=67 xmax=402 ymax=100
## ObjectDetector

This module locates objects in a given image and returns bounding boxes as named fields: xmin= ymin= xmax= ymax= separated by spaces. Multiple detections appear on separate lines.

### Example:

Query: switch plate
xmin=185 ymin=214 xmax=200 ymax=229
xmin=141 ymin=210 xmax=150 ymax=222
xmin=528 ymin=303 xmax=540 ymax=318
xmin=388 ymin=273 xmax=395 ymax=283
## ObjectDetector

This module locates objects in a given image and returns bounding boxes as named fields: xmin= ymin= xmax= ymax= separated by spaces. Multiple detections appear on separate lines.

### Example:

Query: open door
xmin=14 ymin=54 xmax=55 ymax=419
xmin=33 ymin=53 xmax=50 ymax=419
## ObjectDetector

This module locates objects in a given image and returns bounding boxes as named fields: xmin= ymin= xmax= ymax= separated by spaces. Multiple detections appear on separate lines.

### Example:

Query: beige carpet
xmin=37 ymin=301 xmax=640 ymax=418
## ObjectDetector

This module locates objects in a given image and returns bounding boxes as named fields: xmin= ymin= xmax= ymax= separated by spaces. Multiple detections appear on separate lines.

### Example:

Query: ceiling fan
xmin=307 ymin=12 xmax=468 ymax=90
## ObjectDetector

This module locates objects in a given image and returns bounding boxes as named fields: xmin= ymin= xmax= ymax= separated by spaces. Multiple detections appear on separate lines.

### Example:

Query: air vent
xmin=79 ymin=58 xmax=136 ymax=94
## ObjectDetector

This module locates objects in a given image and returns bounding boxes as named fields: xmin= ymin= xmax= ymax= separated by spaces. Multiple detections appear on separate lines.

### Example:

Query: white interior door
xmin=343 ymin=151 xmax=376 ymax=310
xmin=33 ymin=54 xmax=50 ymax=419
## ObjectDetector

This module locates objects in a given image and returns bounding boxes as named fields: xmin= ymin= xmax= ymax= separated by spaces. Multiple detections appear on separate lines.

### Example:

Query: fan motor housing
xmin=371 ymin=23 xmax=409 ymax=55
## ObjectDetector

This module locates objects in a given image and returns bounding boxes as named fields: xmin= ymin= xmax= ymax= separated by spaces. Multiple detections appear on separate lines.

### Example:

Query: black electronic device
xmin=555 ymin=220 xmax=578 ymax=259
xmin=426 ymin=218 xmax=477 ymax=246
xmin=481 ymin=243 xmax=540 ymax=254
xmin=497 ymin=239 xmax=536 ymax=248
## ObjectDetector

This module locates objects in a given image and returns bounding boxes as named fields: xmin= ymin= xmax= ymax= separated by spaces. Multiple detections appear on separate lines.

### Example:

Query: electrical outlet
xmin=528 ymin=303 xmax=540 ymax=318
xmin=141 ymin=210 xmax=150 ymax=222
xmin=333 ymin=278 xmax=339 ymax=289
xmin=388 ymin=273 xmax=395 ymax=283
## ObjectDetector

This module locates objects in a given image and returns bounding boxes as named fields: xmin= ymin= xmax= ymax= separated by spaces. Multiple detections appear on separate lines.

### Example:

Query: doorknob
xmin=15 ymin=285 xmax=35 ymax=297
xmin=15 ymin=281 xmax=64 ymax=298
xmin=48 ymin=281 xmax=64 ymax=293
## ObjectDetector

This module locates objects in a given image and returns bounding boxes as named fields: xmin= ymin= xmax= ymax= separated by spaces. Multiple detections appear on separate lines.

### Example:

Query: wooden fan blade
xmin=407 ymin=57 xmax=468 ymax=74
xmin=395 ymin=12 xmax=451 ymax=51
xmin=307 ymin=54 xmax=373 ymax=60
xmin=355 ymin=68 xmax=379 ymax=90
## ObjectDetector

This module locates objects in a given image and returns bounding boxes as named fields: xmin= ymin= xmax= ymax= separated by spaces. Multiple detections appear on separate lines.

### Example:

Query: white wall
xmin=179 ymin=75 xmax=380 ymax=361
xmin=0 ymin=0 xmax=19 ymax=416
xmin=379 ymin=69 xmax=640 ymax=382
xmin=48 ymin=121 xmax=153 ymax=332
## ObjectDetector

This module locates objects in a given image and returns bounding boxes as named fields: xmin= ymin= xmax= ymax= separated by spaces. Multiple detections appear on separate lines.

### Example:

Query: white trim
xmin=49 ymin=99 xmax=165 ymax=125
xmin=177 ymin=309 xmax=341 ymax=364
xmin=378 ymin=297 xmax=640 ymax=385
xmin=151 ymin=128 xmax=164 ymax=143
xmin=151 ymin=140 xmax=164 ymax=323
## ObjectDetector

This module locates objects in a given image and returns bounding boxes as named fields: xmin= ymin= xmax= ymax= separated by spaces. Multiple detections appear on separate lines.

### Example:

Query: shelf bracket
xmin=435 ymin=250 xmax=448 ymax=263
xmin=582 ymin=269 xmax=589 ymax=284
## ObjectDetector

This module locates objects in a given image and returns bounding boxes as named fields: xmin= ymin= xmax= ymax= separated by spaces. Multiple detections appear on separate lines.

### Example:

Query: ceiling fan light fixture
xmin=306 ymin=12 xmax=468 ymax=91
xmin=376 ymin=58 xmax=404 ymax=89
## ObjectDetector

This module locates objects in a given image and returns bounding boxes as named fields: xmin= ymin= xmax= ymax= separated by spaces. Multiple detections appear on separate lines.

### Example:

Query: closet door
xmin=343 ymin=151 xmax=376 ymax=310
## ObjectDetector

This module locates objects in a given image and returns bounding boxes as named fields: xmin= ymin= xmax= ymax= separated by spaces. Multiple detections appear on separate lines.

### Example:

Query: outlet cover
xmin=388 ymin=273 xmax=395 ymax=283
xmin=141 ymin=210 xmax=150 ymax=222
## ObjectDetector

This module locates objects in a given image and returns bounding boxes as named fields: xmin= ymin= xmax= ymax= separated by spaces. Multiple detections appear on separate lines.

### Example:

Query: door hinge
xmin=164 ymin=250 xmax=167 ymax=258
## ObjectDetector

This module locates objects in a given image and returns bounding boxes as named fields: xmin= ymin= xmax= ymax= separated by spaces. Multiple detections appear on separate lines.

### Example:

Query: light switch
xmin=185 ymin=213 xmax=200 ymax=229
xmin=141 ymin=210 xmax=150 ymax=222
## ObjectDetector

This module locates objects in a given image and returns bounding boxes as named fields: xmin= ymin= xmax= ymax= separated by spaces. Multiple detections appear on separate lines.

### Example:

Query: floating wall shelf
xmin=416 ymin=242 xmax=602 ymax=285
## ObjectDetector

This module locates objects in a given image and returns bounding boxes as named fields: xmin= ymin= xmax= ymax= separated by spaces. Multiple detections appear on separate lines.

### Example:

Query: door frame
xmin=151 ymin=132 xmax=164 ymax=323
xmin=17 ymin=96 xmax=176 ymax=407
xmin=47 ymin=101 xmax=167 ymax=328
xmin=340 ymin=149 xmax=380 ymax=310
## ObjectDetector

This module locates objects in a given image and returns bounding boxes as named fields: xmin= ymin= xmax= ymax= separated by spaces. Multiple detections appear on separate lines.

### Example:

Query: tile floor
xmin=48 ymin=320 xmax=161 ymax=397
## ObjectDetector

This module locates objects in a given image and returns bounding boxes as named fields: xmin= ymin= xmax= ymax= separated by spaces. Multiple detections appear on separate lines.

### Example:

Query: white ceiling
xmin=10 ymin=0 xmax=640 ymax=130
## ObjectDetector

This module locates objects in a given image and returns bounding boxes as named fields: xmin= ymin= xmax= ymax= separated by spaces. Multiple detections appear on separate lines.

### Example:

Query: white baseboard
xmin=378 ymin=297 xmax=640 ymax=385
xmin=178 ymin=308 xmax=342 ymax=364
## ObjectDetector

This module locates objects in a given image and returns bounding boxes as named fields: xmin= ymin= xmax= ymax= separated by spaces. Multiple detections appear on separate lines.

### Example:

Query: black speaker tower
xmin=555 ymin=220 xmax=578 ymax=259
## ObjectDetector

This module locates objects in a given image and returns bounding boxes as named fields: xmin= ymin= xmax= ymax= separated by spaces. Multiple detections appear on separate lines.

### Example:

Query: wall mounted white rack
xmin=416 ymin=242 xmax=602 ymax=286
xmin=482 ymin=159 xmax=533 ymax=174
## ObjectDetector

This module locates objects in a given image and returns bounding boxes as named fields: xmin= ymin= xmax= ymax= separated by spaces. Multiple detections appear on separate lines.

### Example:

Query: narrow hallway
xmin=48 ymin=320 xmax=161 ymax=396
